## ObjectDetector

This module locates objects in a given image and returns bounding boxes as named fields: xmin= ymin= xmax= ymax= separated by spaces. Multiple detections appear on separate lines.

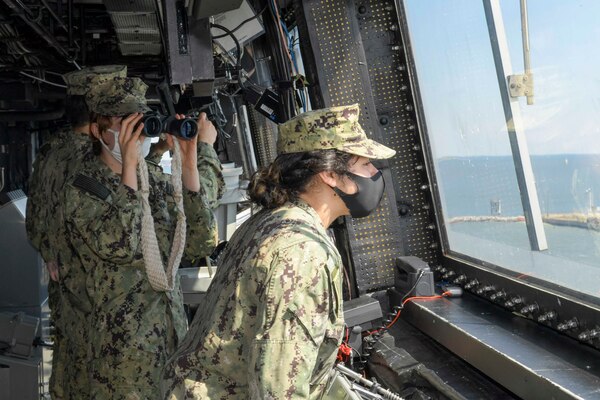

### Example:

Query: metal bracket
xmin=508 ymin=72 xmax=534 ymax=104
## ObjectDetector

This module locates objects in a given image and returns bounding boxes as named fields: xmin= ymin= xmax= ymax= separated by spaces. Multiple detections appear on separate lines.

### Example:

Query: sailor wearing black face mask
xmin=162 ymin=103 xmax=395 ymax=400
xmin=333 ymin=170 xmax=385 ymax=218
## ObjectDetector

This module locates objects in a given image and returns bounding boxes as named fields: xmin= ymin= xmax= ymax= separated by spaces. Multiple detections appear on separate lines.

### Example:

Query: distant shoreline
xmin=449 ymin=214 xmax=600 ymax=231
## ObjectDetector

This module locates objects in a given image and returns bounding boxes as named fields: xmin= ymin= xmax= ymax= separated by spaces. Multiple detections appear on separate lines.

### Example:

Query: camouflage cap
xmin=277 ymin=104 xmax=396 ymax=159
xmin=86 ymin=76 xmax=151 ymax=116
xmin=63 ymin=65 xmax=127 ymax=95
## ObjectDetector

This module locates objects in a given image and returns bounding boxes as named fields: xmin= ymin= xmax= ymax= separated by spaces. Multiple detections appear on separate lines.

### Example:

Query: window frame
xmin=396 ymin=0 xmax=600 ymax=349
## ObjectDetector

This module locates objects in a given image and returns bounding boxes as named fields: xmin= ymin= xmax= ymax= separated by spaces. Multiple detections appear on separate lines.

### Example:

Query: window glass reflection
xmin=404 ymin=0 xmax=600 ymax=298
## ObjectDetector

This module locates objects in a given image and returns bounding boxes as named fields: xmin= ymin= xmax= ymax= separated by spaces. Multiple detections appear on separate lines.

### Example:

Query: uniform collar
xmin=291 ymin=198 xmax=331 ymax=236
xmin=290 ymin=199 xmax=341 ymax=277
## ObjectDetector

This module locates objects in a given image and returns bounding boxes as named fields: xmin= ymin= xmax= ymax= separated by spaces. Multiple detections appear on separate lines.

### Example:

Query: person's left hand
xmin=196 ymin=112 xmax=217 ymax=145
xmin=166 ymin=114 xmax=198 ymax=170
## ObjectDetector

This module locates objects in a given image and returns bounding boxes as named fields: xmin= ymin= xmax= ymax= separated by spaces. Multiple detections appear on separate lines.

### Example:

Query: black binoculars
xmin=138 ymin=114 xmax=198 ymax=140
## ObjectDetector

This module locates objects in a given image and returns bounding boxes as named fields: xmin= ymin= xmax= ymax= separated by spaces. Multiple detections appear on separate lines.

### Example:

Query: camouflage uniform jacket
xmin=146 ymin=142 xmax=225 ymax=208
xmin=162 ymin=200 xmax=345 ymax=400
xmin=25 ymin=128 xmax=91 ymax=399
xmin=26 ymin=128 xmax=90 ymax=263
xmin=63 ymin=142 xmax=223 ymax=399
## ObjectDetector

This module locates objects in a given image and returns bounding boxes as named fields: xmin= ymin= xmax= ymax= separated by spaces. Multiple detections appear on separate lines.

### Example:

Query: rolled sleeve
xmin=182 ymin=189 xmax=217 ymax=260
xmin=197 ymin=142 xmax=225 ymax=207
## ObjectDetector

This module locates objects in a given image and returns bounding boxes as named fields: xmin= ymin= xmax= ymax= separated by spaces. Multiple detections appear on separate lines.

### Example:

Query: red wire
xmin=339 ymin=293 xmax=451 ymax=363
xmin=337 ymin=326 xmax=353 ymax=362
xmin=345 ymin=326 xmax=350 ymax=344
xmin=366 ymin=291 xmax=451 ymax=335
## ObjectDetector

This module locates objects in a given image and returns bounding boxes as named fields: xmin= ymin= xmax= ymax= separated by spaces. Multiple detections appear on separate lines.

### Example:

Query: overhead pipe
xmin=19 ymin=71 xmax=67 ymax=89
xmin=12 ymin=0 xmax=33 ymax=18
xmin=79 ymin=5 xmax=86 ymax=65
xmin=0 ymin=107 xmax=65 ymax=121
xmin=40 ymin=0 xmax=68 ymax=32
xmin=1 ymin=0 xmax=71 ymax=59
xmin=68 ymin=0 xmax=73 ymax=49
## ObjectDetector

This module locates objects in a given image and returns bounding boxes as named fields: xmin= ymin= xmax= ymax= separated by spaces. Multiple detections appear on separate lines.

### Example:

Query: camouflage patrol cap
xmin=86 ymin=76 xmax=151 ymax=116
xmin=277 ymin=104 xmax=396 ymax=159
xmin=63 ymin=65 xmax=127 ymax=95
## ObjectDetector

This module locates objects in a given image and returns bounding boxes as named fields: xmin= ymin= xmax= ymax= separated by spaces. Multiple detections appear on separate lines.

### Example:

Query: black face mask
xmin=333 ymin=171 xmax=385 ymax=218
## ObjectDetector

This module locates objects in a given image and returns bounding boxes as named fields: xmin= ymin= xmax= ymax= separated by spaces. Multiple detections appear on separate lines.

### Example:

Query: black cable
xmin=360 ymin=269 xmax=427 ymax=362
xmin=400 ymin=269 xmax=426 ymax=304
xmin=212 ymin=5 xmax=268 ymax=39
xmin=265 ymin=0 xmax=293 ymax=121
xmin=210 ymin=23 xmax=244 ymax=89
xmin=210 ymin=23 xmax=241 ymax=66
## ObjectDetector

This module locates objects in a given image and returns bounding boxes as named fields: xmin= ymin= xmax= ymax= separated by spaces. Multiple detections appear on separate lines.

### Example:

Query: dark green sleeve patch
xmin=72 ymin=174 xmax=110 ymax=200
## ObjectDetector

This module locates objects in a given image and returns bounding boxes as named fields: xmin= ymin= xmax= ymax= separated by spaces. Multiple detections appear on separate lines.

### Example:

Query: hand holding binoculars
xmin=137 ymin=114 xmax=198 ymax=140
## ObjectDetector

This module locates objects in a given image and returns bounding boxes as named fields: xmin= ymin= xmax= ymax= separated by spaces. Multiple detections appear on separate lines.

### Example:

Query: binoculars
xmin=138 ymin=114 xmax=198 ymax=140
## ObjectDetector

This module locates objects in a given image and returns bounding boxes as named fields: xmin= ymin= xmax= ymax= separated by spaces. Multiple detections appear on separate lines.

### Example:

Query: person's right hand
xmin=119 ymin=113 xmax=145 ymax=167
xmin=119 ymin=113 xmax=145 ymax=191
xmin=196 ymin=112 xmax=217 ymax=145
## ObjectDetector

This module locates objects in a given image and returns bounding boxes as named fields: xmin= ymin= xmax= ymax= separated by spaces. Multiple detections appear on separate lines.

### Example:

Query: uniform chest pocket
xmin=287 ymin=299 xmax=340 ymax=348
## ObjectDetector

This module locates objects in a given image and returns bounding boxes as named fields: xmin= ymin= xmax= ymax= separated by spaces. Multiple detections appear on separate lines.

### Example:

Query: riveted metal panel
xmin=109 ymin=12 xmax=159 ymax=30
xmin=115 ymin=28 xmax=161 ymax=43
xmin=248 ymin=107 xmax=278 ymax=166
xmin=104 ymin=0 xmax=156 ymax=12
xmin=108 ymin=8 xmax=162 ymax=56
xmin=118 ymin=42 xmax=162 ymax=56
xmin=296 ymin=0 xmax=441 ymax=293
xmin=355 ymin=0 xmax=440 ymax=267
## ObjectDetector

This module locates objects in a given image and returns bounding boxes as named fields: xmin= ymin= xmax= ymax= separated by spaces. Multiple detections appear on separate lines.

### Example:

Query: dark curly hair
xmin=248 ymin=149 xmax=354 ymax=209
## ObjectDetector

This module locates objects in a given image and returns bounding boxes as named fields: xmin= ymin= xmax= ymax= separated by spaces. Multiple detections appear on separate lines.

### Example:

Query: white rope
xmin=138 ymin=139 xmax=187 ymax=291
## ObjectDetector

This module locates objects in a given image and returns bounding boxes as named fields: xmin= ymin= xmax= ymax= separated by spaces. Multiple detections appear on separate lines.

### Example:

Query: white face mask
xmin=100 ymin=129 xmax=152 ymax=163
xmin=101 ymin=128 xmax=122 ymax=163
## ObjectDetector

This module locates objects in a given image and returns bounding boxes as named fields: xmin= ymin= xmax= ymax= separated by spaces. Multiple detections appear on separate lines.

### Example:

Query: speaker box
xmin=394 ymin=256 xmax=435 ymax=297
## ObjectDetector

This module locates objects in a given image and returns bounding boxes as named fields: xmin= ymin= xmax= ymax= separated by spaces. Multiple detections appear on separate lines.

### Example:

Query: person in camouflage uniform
xmin=62 ymin=76 xmax=223 ymax=399
xmin=25 ymin=65 xmax=127 ymax=399
xmin=143 ymin=133 xmax=224 ymax=207
xmin=161 ymin=103 xmax=396 ymax=399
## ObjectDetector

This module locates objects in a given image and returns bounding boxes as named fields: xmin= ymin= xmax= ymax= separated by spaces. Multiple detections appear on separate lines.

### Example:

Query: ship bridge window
xmin=404 ymin=0 xmax=600 ymax=300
